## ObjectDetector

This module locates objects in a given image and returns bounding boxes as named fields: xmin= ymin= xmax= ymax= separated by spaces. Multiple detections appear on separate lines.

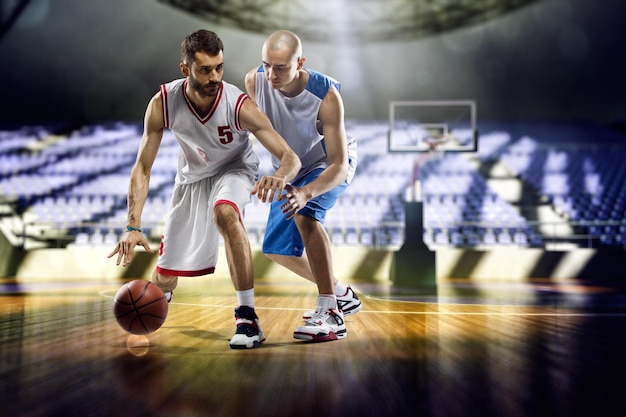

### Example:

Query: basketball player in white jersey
xmin=245 ymin=30 xmax=361 ymax=342
xmin=108 ymin=30 xmax=300 ymax=349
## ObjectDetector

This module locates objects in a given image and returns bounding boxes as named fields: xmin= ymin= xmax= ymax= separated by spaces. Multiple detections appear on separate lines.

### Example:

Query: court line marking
xmin=100 ymin=289 xmax=626 ymax=317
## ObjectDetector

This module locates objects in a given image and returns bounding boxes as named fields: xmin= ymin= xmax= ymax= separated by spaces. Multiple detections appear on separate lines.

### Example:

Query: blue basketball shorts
xmin=262 ymin=168 xmax=348 ymax=257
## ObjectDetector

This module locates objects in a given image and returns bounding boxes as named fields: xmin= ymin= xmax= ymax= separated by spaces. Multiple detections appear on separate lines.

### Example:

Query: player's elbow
xmin=332 ymin=159 xmax=349 ymax=183
xmin=340 ymin=164 xmax=349 ymax=181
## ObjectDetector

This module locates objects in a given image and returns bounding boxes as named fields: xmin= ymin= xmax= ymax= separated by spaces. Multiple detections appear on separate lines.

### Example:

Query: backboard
xmin=388 ymin=100 xmax=477 ymax=153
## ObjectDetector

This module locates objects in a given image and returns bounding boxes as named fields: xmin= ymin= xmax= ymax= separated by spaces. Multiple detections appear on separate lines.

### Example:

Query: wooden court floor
xmin=2 ymin=274 xmax=626 ymax=417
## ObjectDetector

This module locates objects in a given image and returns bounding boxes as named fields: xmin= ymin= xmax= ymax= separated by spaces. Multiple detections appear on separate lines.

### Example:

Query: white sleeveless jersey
xmin=254 ymin=68 xmax=357 ymax=183
xmin=160 ymin=79 xmax=259 ymax=184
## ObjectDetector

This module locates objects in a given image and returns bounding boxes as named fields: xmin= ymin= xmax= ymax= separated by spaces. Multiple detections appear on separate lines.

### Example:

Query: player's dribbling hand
xmin=107 ymin=232 xmax=155 ymax=267
xmin=252 ymin=175 xmax=287 ymax=203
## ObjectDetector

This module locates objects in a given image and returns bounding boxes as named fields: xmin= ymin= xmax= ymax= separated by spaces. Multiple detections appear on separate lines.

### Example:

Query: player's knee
xmin=214 ymin=203 xmax=239 ymax=229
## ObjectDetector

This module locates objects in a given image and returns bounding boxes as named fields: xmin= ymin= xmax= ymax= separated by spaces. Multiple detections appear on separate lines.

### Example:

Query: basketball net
xmin=424 ymin=134 xmax=450 ymax=161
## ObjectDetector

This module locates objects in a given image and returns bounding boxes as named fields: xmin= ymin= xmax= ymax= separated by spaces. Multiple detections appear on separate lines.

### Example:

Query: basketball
xmin=113 ymin=280 xmax=168 ymax=335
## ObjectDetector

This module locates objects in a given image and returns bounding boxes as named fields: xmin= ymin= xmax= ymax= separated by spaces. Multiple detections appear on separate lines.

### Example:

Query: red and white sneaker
xmin=302 ymin=285 xmax=361 ymax=320
xmin=294 ymin=307 xmax=346 ymax=342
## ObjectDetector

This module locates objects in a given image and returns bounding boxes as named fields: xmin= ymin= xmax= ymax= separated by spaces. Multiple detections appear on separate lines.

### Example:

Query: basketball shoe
xmin=230 ymin=306 xmax=265 ymax=349
xmin=294 ymin=307 xmax=346 ymax=342
xmin=302 ymin=285 xmax=362 ymax=320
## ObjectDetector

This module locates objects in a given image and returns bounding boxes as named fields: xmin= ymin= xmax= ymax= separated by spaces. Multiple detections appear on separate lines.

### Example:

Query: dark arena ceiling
xmin=158 ymin=0 xmax=542 ymax=43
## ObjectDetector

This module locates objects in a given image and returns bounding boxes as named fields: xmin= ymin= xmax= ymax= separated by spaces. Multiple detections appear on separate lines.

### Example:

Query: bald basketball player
xmin=245 ymin=30 xmax=360 ymax=342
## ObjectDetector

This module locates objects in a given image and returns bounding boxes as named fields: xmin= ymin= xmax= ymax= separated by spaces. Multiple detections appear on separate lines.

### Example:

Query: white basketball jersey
xmin=254 ymin=68 xmax=357 ymax=183
xmin=160 ymin=79 xmax=259 ymax=184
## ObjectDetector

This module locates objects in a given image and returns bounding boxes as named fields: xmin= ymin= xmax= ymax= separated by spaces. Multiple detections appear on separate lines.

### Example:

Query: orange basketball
xmin=113 ymin=280 xmax=168 ymax=335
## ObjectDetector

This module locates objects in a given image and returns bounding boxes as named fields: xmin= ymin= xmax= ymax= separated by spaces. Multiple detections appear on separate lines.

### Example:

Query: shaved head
xmin=264 ymin=30 xmax=302 ymax=58
xmin=261 ymin=30 xmax=306 ymax=94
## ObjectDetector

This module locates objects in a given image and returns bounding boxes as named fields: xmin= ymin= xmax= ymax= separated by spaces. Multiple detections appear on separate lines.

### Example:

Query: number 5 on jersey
xmin=218 ymin=126 xmax=233 ymax=144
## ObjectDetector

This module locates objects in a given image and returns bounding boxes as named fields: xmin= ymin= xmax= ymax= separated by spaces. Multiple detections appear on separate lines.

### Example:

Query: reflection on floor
xmin=2 ymin=275 xmax=626 ymax=417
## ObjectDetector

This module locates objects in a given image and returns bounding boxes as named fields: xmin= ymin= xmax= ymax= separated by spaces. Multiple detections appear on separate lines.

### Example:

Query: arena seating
xmin=475 ymin=122 xmax=626 ymax=248
xmin=0 ymin=120 xmax=624 ymax=249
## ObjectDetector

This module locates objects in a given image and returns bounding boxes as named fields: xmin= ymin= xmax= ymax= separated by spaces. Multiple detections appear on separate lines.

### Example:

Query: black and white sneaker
xmin=230 ymin=306 xmax=265 ymax=349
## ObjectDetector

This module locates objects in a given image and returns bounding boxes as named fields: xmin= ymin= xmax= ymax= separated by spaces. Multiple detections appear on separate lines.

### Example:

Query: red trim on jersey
xmin=160 ymin=84 xmax=169 ymax=128
xmin=214 ymin=199 xmax=244 ymax=225
xmin=182 ymin=80 xmax=223 ymax=124
xmin=156 ymin=265 xmax=216 ymax=277
xmin=234 ymin=94 xmax=248 ymax=131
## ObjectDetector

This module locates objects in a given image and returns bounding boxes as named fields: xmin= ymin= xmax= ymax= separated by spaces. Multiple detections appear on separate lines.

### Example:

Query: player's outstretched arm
xmin=107 ymin=91 xmax=164 ymax=266
xmin=302 ymin=86 xmax=349 ymax=198
xmin=239 ymin=98 xmax=301 ymax=202
xmin=277 ymin=87 xmax=350 ymax=220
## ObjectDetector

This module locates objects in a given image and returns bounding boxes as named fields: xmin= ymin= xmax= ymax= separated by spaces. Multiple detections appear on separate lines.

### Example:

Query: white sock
xmin=334 ymin=281 xmax=349 ymax=297
xmin=317 ymin=294 xmax=337 ymax=311
xmin=236 ymin=288 xmax=255 ymax=308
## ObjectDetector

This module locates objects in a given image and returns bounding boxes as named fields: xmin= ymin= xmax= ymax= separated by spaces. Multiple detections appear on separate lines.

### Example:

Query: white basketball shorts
xmin=156 ymin=169 xmax=255 ymax=277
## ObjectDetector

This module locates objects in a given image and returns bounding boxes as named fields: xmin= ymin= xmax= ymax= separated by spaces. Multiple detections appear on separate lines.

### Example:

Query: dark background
xmin=1 ymin=0 xmax=625 ymax=127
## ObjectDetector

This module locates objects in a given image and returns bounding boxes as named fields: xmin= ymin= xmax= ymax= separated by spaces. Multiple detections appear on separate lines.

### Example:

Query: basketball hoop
xmin=424 ymin=134 xmax=450 ymax=160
